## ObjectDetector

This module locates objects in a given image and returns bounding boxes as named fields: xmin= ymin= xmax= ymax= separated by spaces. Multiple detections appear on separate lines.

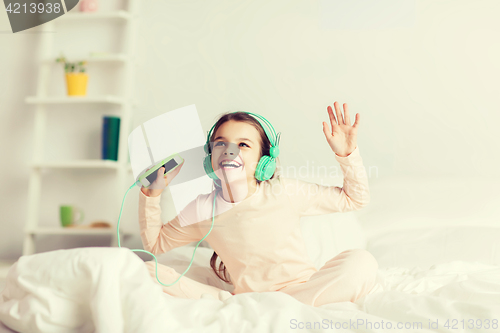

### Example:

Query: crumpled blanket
xmin=1 ymin=247 xmax=500 ymax=333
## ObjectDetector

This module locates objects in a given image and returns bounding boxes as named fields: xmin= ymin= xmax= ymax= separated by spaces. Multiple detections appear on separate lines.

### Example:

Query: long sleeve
xmin=282 ymin=145 xmax=370 ymax=216
xmin=138 ymin=190 xmax=202 ymax=255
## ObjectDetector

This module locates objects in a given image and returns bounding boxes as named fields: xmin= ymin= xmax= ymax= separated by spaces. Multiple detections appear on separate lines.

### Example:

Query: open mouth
xmin=219 ymin=160 xmax=242 ymax=170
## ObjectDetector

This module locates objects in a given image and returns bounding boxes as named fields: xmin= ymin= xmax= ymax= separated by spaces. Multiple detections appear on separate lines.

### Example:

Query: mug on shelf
xmin=60 ymin=205 xmax=84 ymax=227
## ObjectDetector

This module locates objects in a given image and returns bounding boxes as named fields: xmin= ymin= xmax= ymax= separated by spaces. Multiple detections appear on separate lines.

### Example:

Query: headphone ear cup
xmin=254 ymin=156 xmax=265 ymax=181
xmin=203 ymin=155 xmax=219 ymax=180
xmin=264 ymin=158 xmax=276 ymax=180
xmin=255 ymin=156 xmax=276 ymax=181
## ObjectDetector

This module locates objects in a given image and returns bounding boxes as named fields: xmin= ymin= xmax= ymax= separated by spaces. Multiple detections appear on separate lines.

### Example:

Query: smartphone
xmin=138 ymin=154 xmax=184 ymax=188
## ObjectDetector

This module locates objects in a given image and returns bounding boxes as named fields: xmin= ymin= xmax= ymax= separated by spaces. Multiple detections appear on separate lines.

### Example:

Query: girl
xmin=139 ymin=102 xmax=378 ymax=307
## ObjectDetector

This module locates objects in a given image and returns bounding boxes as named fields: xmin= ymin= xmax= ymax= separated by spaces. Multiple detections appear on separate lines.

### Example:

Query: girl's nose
xmin=224 ymin=142 xmax=239 ymax=156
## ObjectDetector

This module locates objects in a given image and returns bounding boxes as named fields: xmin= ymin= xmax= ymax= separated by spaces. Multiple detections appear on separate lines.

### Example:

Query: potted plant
xmin=56 ymin=54 xmax=88 ymax=96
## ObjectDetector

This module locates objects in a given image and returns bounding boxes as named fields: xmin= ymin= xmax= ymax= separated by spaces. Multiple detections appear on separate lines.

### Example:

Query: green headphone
xmin=203 ymin=111 xmax=281 ymax=184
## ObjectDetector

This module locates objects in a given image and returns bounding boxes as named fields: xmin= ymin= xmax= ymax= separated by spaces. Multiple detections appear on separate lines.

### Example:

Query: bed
xmin=1 ymin=176 xmax=499 ymax=333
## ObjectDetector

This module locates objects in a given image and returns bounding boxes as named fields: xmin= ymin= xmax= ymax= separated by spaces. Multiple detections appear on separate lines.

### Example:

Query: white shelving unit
xmin=26 ymin=95 xmax=126 ymax=105
xmin=23 ymin=1 xmax=139 ymax=256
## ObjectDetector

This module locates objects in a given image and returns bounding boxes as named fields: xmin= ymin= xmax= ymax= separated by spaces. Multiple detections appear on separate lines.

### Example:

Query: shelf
xmin=56 ymin=10 xmax=132 ymax=21
xmin=44 ymin=53 xmax=129 ymax=64
xmin=23 ymin=1 xmax=138 ymax=257
xmin=25 ymin=95 xmax=125 ymax=105
xmin=24 ymin=226 xmax=133 ymax=236
xmin=32 ymin=160 xmax=133 ymax=171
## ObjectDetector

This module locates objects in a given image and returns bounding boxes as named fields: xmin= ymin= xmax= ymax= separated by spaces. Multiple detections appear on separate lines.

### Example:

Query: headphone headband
xmin=205 ymin=111 xmax=280 ymax=152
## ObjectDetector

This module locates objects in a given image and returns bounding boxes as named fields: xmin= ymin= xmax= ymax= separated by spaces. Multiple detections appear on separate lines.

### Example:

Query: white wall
xmin=1 ymin=0 xmax=499 ymax=260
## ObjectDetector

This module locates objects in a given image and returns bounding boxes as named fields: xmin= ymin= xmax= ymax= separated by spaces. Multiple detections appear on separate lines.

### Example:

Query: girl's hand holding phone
xmin=322 ymin=101 xmax=360 ymax=157
xmin=140 ymin=160 xmax=185 ymax=197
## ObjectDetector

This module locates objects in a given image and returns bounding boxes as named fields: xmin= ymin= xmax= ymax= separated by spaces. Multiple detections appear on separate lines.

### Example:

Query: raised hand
xmin=322 ymin=101 xmax=360 ymax=157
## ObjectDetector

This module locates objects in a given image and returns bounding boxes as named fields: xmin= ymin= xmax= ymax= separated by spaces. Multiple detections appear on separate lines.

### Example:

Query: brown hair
xmin=207 ymin=111 xmax=281 ymax=285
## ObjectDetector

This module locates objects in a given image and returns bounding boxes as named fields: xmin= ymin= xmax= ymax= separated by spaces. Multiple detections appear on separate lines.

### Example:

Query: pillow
xmin=300 ymin=211 xmax=367 ymax=270
xmin=355 ymin=176 xmax=500 ymax=239
xmin=366 ymin=226 xmax=500 ymax=269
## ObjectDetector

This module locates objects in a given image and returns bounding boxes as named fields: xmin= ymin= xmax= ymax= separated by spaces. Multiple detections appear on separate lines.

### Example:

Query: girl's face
xmin=211 ymin=120 xmax=262 ymax=186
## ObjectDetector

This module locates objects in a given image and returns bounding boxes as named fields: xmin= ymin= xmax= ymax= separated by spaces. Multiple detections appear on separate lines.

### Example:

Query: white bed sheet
xmin=1 ymin=233 xmax=499 ymax=333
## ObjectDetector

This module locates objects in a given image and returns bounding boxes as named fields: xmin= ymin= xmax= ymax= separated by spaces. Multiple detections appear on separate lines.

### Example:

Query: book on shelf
xmin=102 ymin=116 xmax=120 ymax=161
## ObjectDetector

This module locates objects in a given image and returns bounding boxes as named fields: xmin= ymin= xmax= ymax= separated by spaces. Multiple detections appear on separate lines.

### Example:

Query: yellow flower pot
xmin=65 ymin=73 xmax=88 ymax=96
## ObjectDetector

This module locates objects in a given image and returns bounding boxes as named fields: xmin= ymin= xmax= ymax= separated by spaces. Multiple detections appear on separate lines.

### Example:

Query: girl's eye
xmin=214 ymin=142 xmax=249 ymax=147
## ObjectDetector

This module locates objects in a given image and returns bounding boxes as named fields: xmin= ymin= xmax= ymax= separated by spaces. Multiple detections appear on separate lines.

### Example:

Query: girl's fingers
xmin=327 ymin=105 xmax=337 ymax=127
xmin=322 ymin=121 xmax=332 ymax=139
xmin=158 ymin=167 xmax=164 ymax=176
xmin=353 ymin=113 xmax=361 ymax=129
xmin=334 ymin=101 xmax=345 ymax=125
xmin=343 ymin=103 xmax=351 ymax=126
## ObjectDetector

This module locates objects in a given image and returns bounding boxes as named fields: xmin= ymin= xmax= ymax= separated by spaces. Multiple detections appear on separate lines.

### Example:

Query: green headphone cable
xmin=117 ymin=181 xmax=217 ymax=287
